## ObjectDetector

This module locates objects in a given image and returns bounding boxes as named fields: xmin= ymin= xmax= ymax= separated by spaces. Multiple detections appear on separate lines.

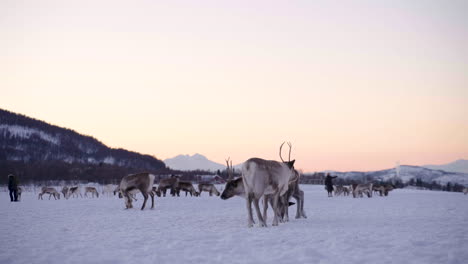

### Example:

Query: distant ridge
xmin=312 ymin=164 xmax=468 ymax=186
xmin=423 ymin=159 xmax=468 ymax=174
xmin=0 ymin=108 xmax=166 ymax=171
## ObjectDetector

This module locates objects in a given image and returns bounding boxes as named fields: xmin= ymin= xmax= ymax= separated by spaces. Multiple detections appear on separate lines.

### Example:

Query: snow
xmin=0 ymin=124 xmax=60 ymax=145
xmin=1 ymin=185 xmax=467 ymax=264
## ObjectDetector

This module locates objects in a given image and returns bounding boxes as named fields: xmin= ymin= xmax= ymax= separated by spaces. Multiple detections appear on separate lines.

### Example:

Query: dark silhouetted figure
xmin=324 ymin=173 xmax=337 ymax=197
xmin=8 ymin=174 xmax=19 ymax=202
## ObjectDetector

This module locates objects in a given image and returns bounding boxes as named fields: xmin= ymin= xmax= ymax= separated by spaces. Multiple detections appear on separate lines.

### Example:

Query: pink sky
xmin=1 ymin=0 xmax=467 ymax=172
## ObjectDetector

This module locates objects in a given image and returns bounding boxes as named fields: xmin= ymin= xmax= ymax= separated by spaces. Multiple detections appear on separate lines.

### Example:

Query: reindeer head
xmin=221 ymin=177 xmax=244 ymax=200
xmin=220 ymin=157 xmax=244 ymax=200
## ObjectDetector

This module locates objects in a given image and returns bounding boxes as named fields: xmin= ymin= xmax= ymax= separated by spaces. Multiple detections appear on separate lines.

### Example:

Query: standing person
xmin=324 ymin=173 xmax=337 ymax=197
xmin=8 ymin=174 xmax=19 ymax=202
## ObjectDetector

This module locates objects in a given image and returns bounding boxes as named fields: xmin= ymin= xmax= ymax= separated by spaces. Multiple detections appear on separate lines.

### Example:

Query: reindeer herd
xmin=330 ymin=183 xmax=395 ymax=198
xmin=28 ymin=142 xmax=437 ymax=228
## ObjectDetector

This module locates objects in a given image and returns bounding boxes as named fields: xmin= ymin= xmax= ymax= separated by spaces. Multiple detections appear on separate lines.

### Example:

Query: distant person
xmin=8 ymin=174 xmax=19 ymax=202
xmin=324 ymin=173 xmax=337 ymax=197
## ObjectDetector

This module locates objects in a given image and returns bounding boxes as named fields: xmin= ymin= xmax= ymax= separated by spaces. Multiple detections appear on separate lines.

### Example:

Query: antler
xmin=279 ymin=142 xmax=285 ymax=162
xmin=279 ymin=141 xmax=293 ymax=162
xmin=225 ymin=157 xmax=234 ymax=181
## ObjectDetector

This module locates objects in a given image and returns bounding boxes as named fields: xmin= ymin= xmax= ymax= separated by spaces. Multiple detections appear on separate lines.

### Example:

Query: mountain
xmin=423 ymin=159 xmax=468 ymax=174
xmin=0 ymin=108 xmax=166 ymax=171
xmin=164 ymin=154 xmax=226 ymax=171
xmin=310 ymin=165 xmax=468 ymax=186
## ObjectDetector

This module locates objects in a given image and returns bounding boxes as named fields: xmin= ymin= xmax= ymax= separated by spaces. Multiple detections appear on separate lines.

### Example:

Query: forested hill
xmin=0 ymin=108 xmax=166 ymax=182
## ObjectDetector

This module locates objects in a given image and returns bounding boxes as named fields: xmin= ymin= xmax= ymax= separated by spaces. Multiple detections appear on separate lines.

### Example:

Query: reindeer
xmin=102 ymin=184 xmax=117 ymax=197
xmin=157 ymin=176 xmax=179 ymax=197
xmin=353 ymin=183 xmax=373 ymax=198
xmin=463 ymin=187 xmax=468 ymax=195
xmin=383 ymin=184 xmax=395 ymax=196
xmin=68 ymin=186 xmax=83 ymax=198
xmin=372 ymin=184 xmax=386 ymax=196
xmin=198 ymin=183 xmax=220 ymax=196
xmin=176 ymin=181 xmax=199 ymax=196
xmin=221 ymin=157 xmax=306 ymax=223
xmin=119 ymin=172 xmax=156 ymax=210
xmin=38 ymin=187 xmax=61 ymax=200
xmin=241 ymin=142 xmax=297 ymax=227
xmin=84 ymin=187 xmax=99 ymax=198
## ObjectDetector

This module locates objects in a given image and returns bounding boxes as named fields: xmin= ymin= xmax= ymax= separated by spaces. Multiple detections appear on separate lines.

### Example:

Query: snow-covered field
xmin=1 ymin=185 xmax=467 ymax=264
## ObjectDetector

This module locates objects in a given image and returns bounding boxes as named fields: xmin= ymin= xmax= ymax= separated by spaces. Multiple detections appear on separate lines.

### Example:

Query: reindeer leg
xmin=150 ymin=192 xmax=155 ymax=209
xmin=141 ymin=191 xmax=148 ymax=210
xmin=262 ymin=196 xmax=268 ymax=223
xmin=253 ymin=197 xmax=266 ymax=227
xmin=246 ymin=194 xmax=254 ymax=228
xmin=272 ymin=193 xmax=280 ymax=226
xmin=283 ymin=196 xmax=289 ymax=222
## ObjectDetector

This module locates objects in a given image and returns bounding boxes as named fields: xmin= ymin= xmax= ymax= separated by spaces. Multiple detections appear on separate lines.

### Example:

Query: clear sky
xmin=1 ymin=0 xmax=467 ymax=172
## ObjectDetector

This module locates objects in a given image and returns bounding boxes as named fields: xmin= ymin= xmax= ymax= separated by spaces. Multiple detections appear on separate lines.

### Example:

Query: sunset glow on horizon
xmin=1 ymin=0 xmax=467 ymax=172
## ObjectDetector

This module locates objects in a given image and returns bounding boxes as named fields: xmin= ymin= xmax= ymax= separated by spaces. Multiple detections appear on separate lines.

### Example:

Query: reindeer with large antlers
xmin=239 ymin=142 xmax=297 ymax=227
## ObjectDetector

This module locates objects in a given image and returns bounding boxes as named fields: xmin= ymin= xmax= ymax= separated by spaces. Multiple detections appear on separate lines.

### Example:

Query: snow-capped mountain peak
xmin=164 ymin=154 xmax=226 ymax=171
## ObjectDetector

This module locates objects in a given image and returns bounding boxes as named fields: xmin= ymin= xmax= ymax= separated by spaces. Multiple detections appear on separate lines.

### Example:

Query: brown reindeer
xmin=157 ymin=176 xmax=179 ymax=197
xmin=38 ymin=187 xmax=61 ymax=200
xmin=84 ymin=187 xmax=99 ymax=198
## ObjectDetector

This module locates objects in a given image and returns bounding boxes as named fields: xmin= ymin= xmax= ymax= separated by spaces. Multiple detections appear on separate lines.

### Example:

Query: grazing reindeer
xmin=383 ymin=184 xmax=395 ymax=196
xmin=69 ymin=186 xmax=83 ymax=198
xmin=157 ymin=176 xmax=179 ymax=197
xmin=353 ymin=183 xmax=373 ymax=198
xmin=372 ymin=184 xmax=385 ymax=196
xmin=61 ymin=186 xmax=69 ymax=199
xmin=38 ymin=187 xmax=61 ymax=200
xmin=221 ymin=160 xmax=306 ymax=222
xmin=176 ymin=181 xmax=199 ymax=196
xmin=119 ymin=172 xmax=156 ymax=210
xmin=241 ymin=142 xmax=297 ymax=227
xmin=198 ymin=183 xmax=220 ymax=196
xmin=84 ymin=187 xmax=99 ymax=198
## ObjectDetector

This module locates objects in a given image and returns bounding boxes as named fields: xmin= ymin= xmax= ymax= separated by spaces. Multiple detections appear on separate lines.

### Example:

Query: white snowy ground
xmin=1 ymin=185 xmax=467 ymax=264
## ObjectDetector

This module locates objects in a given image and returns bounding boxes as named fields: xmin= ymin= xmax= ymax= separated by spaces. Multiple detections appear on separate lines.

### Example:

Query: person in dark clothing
xmin=8 ymin=174 xmax=19 ymax=202
xmin=324 ymin=173 xmax=337 ymax=197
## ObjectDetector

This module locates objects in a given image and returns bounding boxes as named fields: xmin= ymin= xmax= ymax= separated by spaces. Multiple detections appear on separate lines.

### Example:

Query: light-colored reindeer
xmin=241 ymin=142 xmax=297 ymax=227
xmin=221 ymin=155 xmax=306 ymax=225
xmin=352 ymin=183 xmax=373 ymax=198
xmin=198 ymin=183 xmax=220 ymax=196
xmin=102 ymin=184 xmax=117 ymax=197
xmin=84 ymin=187 xmax=99 ymax=198
xmin=119 ymin=172 xmax=156 ymax=210
xmin=38 ymin=187 xmax=61 ymax=200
